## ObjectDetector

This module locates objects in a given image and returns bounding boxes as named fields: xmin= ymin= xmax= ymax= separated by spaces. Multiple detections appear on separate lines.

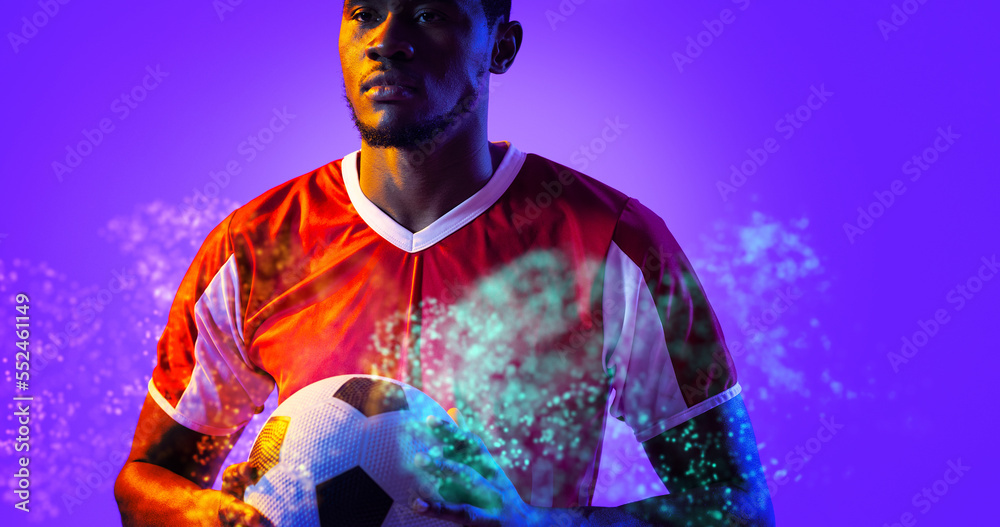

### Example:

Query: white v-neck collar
xmin=341 ymin=141 xmax=526 ymax=253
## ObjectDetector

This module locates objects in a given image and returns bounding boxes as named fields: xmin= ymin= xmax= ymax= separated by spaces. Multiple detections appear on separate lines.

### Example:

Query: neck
xmin=357 ymin=124 xmax=505 ymax=233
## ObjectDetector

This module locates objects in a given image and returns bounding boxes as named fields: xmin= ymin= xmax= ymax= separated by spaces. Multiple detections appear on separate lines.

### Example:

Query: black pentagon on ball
xmin=316 ymin=466 xmax=393 ymax=527
xmin=333 ymin=377 xmax=409 ymax=417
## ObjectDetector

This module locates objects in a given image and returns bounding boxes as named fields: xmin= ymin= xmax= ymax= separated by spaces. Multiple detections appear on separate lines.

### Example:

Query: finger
xmin=426 ymin=418 xmax=499 ymax=481
xmin=218 ymin=494 xmax=265 ymax=527
xmin=463 ymin=433 xmax=500 ymax=481
xmin=414 ymin=452 xmax=499 ymax=510
xmin=427 ymin=415 xmax=475 ymax=454
xmin=410 ymin=464 xmax=447 ymax=505
xmin=221 ymin=462 xmax=258 ymax=499
xmin=413 ymin=457 xmax=472 ymax=507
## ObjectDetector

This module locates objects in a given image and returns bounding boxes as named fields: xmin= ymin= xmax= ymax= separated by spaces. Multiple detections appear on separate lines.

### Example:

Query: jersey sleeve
xmin=148 ymin=212 xmax=276 ymax=436
xmin=601 ymin=198 xmax=740 ymax=444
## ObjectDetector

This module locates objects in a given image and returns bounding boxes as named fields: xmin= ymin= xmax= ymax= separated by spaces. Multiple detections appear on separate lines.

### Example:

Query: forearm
xmin=542 ymin=485 xmax=773 ymax=527
xmin=114 ymin=460 xmax=220 ymax=527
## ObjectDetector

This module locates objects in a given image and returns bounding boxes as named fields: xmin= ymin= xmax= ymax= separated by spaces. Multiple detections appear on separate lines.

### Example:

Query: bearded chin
xmin=350 ymin=108 xmax=458 ymax=149
xmin=344 ymin=68 xmax=488 ymax=150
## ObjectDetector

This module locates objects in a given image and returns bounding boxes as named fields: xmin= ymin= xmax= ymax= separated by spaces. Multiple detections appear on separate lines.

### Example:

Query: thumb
xmin=218 ymin=492 xmax=265 ymax=527
xmin=221 ymin=462 xmax=258 ymax=499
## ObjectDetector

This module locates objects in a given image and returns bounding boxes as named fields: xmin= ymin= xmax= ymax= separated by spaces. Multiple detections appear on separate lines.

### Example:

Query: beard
xmin=344 ymin=66 xmax=488 ymax=150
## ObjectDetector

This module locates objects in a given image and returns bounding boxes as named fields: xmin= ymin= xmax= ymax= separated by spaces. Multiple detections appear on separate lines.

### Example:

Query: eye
xmin=415 ymin=11 xmax=443 ymax=23
xmin=350 ymin=9 xmax=379 ymax=24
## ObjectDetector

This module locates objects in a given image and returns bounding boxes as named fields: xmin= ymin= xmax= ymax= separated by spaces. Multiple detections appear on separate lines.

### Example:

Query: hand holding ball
xmin=241 ymin=375 xmax=462 ymax=527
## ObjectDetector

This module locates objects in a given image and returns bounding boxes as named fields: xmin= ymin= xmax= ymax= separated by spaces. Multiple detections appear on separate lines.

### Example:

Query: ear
xmin=490 ymin=20 xmax=523 ymax=75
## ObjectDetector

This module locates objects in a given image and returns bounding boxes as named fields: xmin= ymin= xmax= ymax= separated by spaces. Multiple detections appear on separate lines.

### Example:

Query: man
xmin=115 ymin=1 xmax=776 ymax=525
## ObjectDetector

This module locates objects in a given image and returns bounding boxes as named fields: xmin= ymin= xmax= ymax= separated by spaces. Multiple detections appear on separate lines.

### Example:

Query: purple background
xmin=2 ymin=0 xmax=998 ymax=525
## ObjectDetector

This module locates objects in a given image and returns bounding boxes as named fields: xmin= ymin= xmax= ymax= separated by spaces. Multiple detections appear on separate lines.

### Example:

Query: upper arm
xmin=597 ymin=201 xmax=773 ymax=523
xmin=122 ymin=393 xmax=244 ymax=489
xmin=140 ymin=210 xmax=274 ymax=443
xmin=119 ymin=213 xmax=268 ymax=488
xmin=640 ymin=395 xmax=774 ymax=524
xmin=602 ymin=200 xmax=740 ymax=442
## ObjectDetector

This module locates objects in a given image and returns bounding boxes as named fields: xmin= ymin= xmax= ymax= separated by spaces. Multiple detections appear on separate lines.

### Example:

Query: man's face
xmin=340 ymin=0 xmax=496 ymax=149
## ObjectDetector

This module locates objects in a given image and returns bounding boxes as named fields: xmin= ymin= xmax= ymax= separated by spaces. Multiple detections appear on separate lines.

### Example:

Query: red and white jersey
xmin=149 ymin=141 xmax=740 ymax=508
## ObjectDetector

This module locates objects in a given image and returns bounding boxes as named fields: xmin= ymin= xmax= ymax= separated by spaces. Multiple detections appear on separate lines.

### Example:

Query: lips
xmin=362 ymin=71 xmax=419 ymax=92
xmin=366 ymin=85 xmax=416 ymax=101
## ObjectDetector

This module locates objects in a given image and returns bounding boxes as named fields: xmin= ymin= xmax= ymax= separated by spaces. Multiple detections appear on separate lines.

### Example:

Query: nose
xmin=366 ymin=13 xmax=414 ymax=61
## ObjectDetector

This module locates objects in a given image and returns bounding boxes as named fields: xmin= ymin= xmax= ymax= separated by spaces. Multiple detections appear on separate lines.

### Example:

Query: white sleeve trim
xmin=147 ymin=378 xmax=243 ymax=436
xmin=632 ymin=383 xmax=742 ymax=443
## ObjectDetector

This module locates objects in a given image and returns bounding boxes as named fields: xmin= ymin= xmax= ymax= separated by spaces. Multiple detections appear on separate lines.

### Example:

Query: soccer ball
xmin=243 ymin=374 xmax=457 ymax=526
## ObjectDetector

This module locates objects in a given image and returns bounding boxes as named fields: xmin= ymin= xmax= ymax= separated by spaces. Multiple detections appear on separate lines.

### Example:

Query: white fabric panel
xmin=148 ymin=255 xmax=275 ymax=436
xmin=590 ymin=392 xmax=669 ymax=506
xmin=601 ymin=241 xmax=740 ymax=444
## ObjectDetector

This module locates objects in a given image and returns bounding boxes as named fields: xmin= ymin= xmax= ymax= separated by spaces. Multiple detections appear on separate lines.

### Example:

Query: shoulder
xmin=510 ymin=150 xmax=681 ymax=267
xmin=609 ymin=197 xmax=687 ymax=278
xmin=506 ymin=151 xmax=635 ymax=232
xmin=516 ymin=152 xmax=631 ymax=209
xmin=515 ymin=151 xmax=671 ymax=233
xmin=225 ymin=156 xmax=350 ymax=239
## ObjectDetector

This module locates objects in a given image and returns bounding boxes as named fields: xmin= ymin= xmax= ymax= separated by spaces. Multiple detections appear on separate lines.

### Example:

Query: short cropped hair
xmin=482 ymin=0 xmax=511 ymax=29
